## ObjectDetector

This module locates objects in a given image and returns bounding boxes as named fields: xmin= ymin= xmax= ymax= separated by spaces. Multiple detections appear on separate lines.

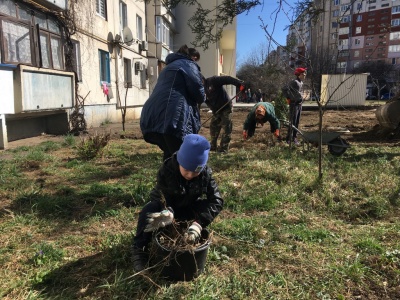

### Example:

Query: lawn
xmin=0 ymin=131 xmax=399 ymax=299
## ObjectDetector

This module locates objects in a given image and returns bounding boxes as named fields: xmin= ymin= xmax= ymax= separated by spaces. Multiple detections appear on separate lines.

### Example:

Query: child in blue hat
xmin=132 ymin=134 xmax=224 ymax=273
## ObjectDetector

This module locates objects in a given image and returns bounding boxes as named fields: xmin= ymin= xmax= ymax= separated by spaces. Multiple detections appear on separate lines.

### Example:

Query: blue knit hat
xmin=177 ymin=134 xmax=210 ymax=172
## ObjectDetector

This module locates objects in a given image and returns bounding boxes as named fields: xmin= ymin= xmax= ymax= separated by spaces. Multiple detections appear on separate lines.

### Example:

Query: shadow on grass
xmin=32 ymin=238 xmax=159 ymax=299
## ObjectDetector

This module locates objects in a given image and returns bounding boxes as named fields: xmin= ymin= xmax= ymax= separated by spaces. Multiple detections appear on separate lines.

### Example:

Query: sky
xmin=236 ymin=1 xmax=295 ymax=67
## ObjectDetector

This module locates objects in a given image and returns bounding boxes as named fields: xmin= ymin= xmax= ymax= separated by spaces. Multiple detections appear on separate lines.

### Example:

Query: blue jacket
xmin=140 ymin=53 xmax=205 ymax=141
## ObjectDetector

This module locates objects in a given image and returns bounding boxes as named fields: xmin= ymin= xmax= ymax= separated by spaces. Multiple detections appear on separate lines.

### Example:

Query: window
xmin=378 ymin=47 xmax=384 ymax=51
xmin=369 ymin=6 xmax=376 ymax=9
xmin=339 ymin=27 xmax=349 ymax=34
xmin=357 ymin=3 xmax=363 ymax=10
xmin=366 ymin=42 xmax=374 ymax=46
xmin=354 ymin=50 xmax=360 ymax=57
xmin=390 ymin=32 xmax=400 ymax=40
xmin=332 ymin=22 xmax=338 ymax=28
xmin=365 ymin=48 xmax=373 ymax=52
xmin=354 ymin=61 xmax=360 ymax=68
xmin=0 ymin=3 xmax=64 ymax=69
xmin=342 ymin=15 xmax=351 ymax=22
xmin=341 ymin=4 xmax=350 ymax=11
xmin=337 ymin=61 xmax=347 ymax=69
xmin=357 ymin=15 xmax=362 ymax=21
xmin=120 ymin=1 xmax=127 ymax=31
xmin=392 ymin=19 xmax=400 ymax=26
xmin=369 ymin=0 xmax=376 ymax=3
xmin=393 ymin=5 xmax=400 ymax=13
xmin=136 ymin=15 xmax=143 ymax=40
xmin=382 ymin=3 xmax=389 ymax=7
xmin=368 ymin=18 xmax=375 ymax=22
xmin=123 ymin=58 xmax=132 ymax=88
xmin=99 ymin=50 xmax=110 ymax=84
xmin=96 ymin=0 xmax=107 ymax=19
xmin=333 ymin=10 xmax=339 ymax=17
xmin=156 ymin=16 xmax=172 ymax=48
xmin=333 ymin=0 xmax=340 ymax=6
xmin=366 ymin=36 xmax=374 ymax=40
xmin=389 ymin=45 xmax=400 ymax=52
xmin=355 ymin=38 xmax=361 ymax=45
xmin=392 ymin=58 xmax=396 ymax=64
xmin=1 ymin=20 xmax=32 ymax=64
xmin=331 ymin=33 xmax=338 ymax=39
xmin=339 ymin=39 xmax=349 ymax=46
xmin=339 ymin=50 xmax=349 ymax=57
xmin=356 ymin=27 xmax=362 ymax=34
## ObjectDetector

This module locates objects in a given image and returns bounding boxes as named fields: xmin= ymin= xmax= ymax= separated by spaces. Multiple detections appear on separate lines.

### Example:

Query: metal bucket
xmin=376 ymin=100 xmax=400 ymax=129
xmin=153 ymin=229 xmax=211 ymax=281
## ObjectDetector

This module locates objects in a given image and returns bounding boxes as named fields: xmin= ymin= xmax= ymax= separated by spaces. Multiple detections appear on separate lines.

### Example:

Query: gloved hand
xmin=240 ymin=84 xmax=245 ymax=91
xmin=186 ymin=222 xmax=202 ymax=244
xmin=243 ymin=130 xmax=248 ymax=140
xmin=144 ymin=208 xmax=174 ymax=232
xmin=274 ymin=129 xmax=280 ymax=138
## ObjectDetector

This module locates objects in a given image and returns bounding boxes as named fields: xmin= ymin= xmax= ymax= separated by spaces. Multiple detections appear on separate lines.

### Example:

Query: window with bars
xmin=96 ymin=0 xmax=107 ymax=19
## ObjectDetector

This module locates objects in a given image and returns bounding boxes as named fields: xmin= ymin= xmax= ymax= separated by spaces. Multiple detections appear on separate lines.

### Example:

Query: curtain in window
xmin=51 ymin=36 xmax=63 ymax=69
xmin=2 ymin=20 xmax=32 ymax=64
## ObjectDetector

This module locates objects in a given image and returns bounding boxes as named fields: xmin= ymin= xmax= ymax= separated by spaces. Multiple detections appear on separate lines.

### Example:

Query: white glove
xmin=186 ymin=222 xmax=202 ymax=243
xmin=144 ymin=209 xmax=174 ymax=232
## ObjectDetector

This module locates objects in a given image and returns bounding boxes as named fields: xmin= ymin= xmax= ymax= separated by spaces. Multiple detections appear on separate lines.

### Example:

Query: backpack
xmin=281 ymin=85 xmax=291 ymax=99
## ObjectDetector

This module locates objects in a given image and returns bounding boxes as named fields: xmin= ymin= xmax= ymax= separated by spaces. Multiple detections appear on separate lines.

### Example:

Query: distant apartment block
xmin=287 ymin=0 xmax=400 ymax=73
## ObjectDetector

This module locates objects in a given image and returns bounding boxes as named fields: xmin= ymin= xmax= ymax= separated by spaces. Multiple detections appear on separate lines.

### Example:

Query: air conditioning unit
xmin=135 ymin=61 xmax=144 ymax=71
xmin=141 ymin=40 xmax=148 ymax=51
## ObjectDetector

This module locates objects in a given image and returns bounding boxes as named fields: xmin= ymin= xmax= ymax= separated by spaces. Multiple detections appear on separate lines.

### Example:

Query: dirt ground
xmin=4 ymin=105 xmax=400 ymax=151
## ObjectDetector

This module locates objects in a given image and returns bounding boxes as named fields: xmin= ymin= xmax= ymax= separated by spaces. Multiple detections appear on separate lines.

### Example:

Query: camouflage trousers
xmin=210 ymin=108 xmax=232 ymax=151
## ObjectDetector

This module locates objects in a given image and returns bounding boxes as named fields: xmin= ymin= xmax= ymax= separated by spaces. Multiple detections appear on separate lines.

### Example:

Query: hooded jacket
xmin=140 ymin=53 xmax=205 ymax=140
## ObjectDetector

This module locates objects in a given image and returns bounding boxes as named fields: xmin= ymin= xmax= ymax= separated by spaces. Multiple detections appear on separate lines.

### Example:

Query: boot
xmin=132 ymin=246 xmax=149 ymax=273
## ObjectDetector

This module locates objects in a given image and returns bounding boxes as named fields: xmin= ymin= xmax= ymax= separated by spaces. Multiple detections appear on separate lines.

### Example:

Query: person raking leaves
xmin=242 ymin=102 xmax=281 ymax=141
xmin=131 ymin=134 xmax=224 ymax=273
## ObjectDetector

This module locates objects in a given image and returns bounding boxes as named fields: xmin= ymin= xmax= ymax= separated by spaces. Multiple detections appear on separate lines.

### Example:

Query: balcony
xmin=0 ymin=65 xmax=75 ymax=149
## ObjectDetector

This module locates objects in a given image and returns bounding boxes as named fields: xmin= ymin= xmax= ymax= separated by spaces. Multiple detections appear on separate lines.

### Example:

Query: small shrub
xmin=75 ymin=132 xmax=110 ymax=160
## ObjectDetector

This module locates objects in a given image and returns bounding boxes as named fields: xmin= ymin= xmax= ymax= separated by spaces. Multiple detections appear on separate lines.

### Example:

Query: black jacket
xmin=149 ymin=154 xmax=224 ymax=227
xmin=204 ymin=76 xmax=243 ymax=113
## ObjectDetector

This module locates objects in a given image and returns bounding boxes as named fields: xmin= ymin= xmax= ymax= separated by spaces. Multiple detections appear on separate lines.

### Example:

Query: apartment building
xmin=0 ymin=0 xmax=237 ymax=149
xmin=288 ymin=0 xmax=400 ymax=74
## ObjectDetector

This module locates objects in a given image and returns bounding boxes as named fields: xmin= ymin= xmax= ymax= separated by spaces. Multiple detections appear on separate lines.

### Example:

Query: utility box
xmin=320 ymin=73 xmax=368 ymax=107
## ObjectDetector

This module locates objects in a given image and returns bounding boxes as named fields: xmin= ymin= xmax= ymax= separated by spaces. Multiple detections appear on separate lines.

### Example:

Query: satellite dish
xmin=123 ymin=26 xmax=134 ymax=46
xmin=114 ymin=34 xmax=122 ymax=43
xmin=107 ymin=32 xmax=114 ymax=54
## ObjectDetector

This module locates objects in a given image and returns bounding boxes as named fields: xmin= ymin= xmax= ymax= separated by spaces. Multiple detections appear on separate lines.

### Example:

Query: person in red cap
xmin=285 ymin=67 xmax=307 ymax=145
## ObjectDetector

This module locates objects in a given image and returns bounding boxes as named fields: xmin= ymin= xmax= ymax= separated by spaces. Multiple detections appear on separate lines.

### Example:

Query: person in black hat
xmin=131 ymin=134 xmax=224 ymax=273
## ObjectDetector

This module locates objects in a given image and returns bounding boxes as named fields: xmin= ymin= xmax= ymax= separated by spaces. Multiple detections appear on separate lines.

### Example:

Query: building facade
xmin=288 ymin=0 xmax=400 ymax=73
xmin=0 ymin=0 xmax=237 ymax=149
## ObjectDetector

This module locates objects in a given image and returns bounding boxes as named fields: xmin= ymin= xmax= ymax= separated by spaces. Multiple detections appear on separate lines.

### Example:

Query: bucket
xmin=152 ymin=229 xmax=211 ymax=281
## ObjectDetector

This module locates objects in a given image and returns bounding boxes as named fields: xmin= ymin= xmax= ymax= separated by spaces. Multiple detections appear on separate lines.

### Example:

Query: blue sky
xmin=236 ymin=1 xmax=295 ymax=67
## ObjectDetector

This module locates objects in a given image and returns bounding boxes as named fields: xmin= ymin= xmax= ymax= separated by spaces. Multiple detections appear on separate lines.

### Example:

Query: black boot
xmin=132 ymin=246 xmax=149 ymax=273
